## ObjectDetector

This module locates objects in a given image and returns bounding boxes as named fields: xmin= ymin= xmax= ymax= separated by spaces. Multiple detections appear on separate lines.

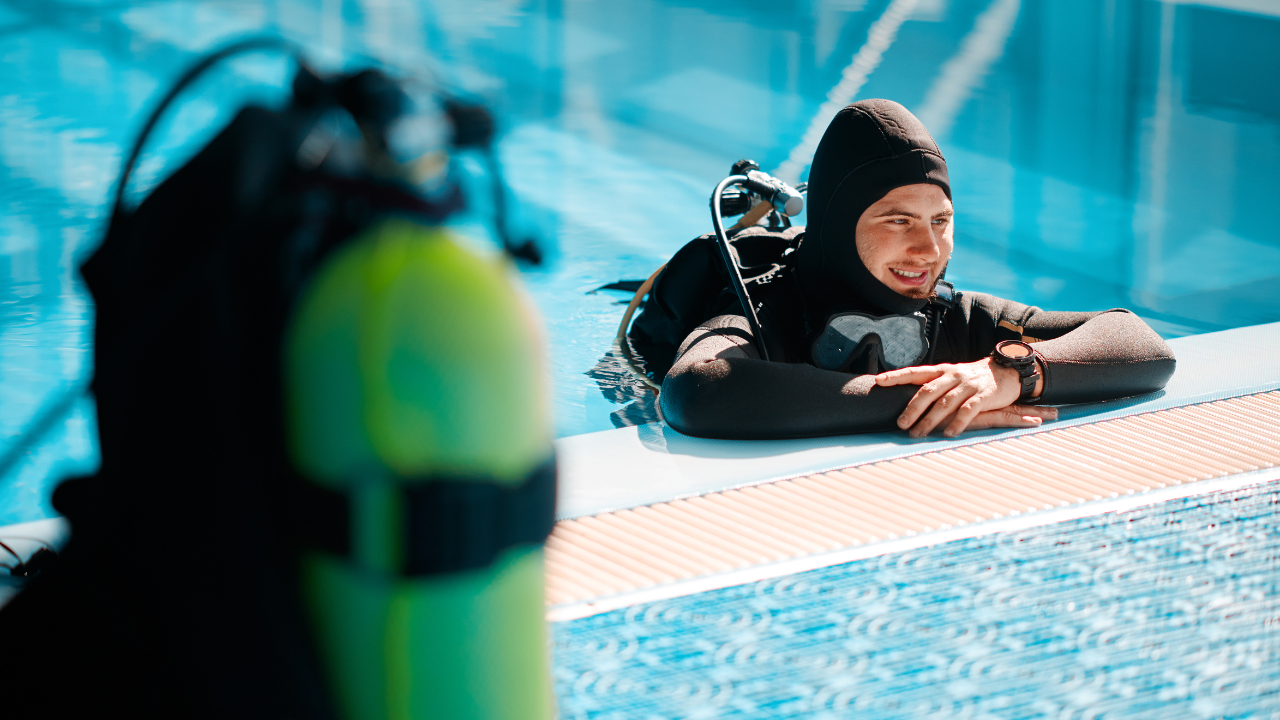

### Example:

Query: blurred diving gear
xmin=0 ymin=39 xmax=554 ymax=720
xmin=286 ymin=218 xmax=556 ymax=720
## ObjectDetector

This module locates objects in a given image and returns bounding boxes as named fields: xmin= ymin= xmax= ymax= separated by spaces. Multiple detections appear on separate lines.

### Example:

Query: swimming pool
xmin=2 ymin=0 xmax=1278 ymax=714
xmin=552 ymin=475 xmax=1280 ymax=718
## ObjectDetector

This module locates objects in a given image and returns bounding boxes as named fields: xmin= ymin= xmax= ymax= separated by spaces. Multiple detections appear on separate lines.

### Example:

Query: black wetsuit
xmin=657 ymin=99 xmax=1176 ymax=439
xmin=659 ymin=300 xmax=1176 ymax=439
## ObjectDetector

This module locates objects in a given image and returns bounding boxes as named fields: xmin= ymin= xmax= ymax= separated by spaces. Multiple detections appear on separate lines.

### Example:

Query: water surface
xmin=2 ymin=0 xmax=1279 ymax=519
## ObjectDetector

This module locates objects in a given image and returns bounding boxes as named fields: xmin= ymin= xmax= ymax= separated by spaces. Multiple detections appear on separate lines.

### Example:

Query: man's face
xmin=854 ymin=183 xmax=954 ymax=300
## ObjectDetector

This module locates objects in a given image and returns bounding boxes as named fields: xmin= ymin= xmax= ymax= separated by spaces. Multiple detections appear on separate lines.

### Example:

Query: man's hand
xmin=874 ymin=358 xmax=1057 ymax=438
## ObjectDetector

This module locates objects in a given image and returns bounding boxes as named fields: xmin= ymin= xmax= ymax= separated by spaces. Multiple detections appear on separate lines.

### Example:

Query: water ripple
xmin=554 ymin=481 xmax=1280 ymax=718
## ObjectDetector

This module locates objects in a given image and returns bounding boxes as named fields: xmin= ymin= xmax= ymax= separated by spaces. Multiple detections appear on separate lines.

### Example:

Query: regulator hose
xmin=613 ymin=197 xmax=778 ymax=393
xmin=710 ymin=174 xmax=771 ymax=361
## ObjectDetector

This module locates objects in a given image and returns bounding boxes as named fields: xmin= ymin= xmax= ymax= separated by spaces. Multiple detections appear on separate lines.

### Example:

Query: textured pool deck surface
xmin=546 ymin=389 xmax=1280 ymax=618
xmin=545 ymin=321 xmax=1280 ymax=618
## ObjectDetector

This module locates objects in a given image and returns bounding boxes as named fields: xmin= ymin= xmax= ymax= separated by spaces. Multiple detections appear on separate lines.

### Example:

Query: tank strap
xmin=288 ymin=457 xmax=557 ymax=576
xmin=921 ymin=279 xmax=959 ymax=364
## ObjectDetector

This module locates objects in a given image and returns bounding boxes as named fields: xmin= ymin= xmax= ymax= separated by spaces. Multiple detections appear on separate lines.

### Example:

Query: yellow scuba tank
xmin=284 ymin=216 xmax=554 ymax=719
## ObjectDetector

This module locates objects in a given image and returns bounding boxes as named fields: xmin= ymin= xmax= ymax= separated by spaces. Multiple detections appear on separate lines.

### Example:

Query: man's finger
xmin=968 ymin=407 xmax=1053 ymax=431
xmin=942 ymin=398 xmax=984 ymax=438
xmin=875 ymin=366 xmax=947 ymax=387
xmin=1007 ymin=404 xmax=1059 ymax=421
xmin=909 ymin=385 xmax=976 ymax=438
xmin=897 ymin=376 xmax=958 ymax=429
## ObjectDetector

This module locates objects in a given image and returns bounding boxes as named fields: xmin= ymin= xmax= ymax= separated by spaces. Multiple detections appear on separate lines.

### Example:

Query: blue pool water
xmin=554 ymin=478 xmax=1280 ymax=718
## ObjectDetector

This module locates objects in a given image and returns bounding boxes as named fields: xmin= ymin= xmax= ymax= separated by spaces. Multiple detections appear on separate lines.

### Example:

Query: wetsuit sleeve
xmin=659 ymin=315 xmax=919 ymax=439
xmin=962 ymin=293 xmax=1176 ymax=405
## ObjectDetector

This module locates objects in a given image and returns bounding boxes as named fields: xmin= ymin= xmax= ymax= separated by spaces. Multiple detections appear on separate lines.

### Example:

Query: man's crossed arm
xmin=659 ymin=307 xmax=1174 ymax=440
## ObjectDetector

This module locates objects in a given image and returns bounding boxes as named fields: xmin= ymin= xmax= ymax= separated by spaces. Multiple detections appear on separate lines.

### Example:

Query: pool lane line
xmin=773 ymin=0 xmax=920 ymax=184
xmin=915 ymin=0 xmax=1022 ymax=142
xmin=545 ymin=389 xmax=1280 ymax=621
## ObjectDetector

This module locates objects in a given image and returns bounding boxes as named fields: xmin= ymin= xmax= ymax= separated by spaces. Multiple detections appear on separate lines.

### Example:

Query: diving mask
xmin=811 ymin=311 xmax=929 ymax=373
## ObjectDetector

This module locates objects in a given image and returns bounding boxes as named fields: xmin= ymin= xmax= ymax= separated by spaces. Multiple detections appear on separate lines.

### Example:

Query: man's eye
xmin=932 ymin=217 xmax=949 ymax=225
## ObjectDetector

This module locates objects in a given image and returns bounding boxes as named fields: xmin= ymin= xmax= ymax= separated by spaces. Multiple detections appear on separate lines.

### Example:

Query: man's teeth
xmin=891 ymin=269 xmax=925 ymax=278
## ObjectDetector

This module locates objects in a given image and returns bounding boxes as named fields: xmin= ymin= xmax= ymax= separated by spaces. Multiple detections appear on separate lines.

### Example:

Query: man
xmin=659 ymin=99 xmax=1175 ymax=439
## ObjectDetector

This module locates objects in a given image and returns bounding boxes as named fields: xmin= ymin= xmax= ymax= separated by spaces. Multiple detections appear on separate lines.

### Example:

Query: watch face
xmin=999 ymin=340 xmax=1032 ymax=359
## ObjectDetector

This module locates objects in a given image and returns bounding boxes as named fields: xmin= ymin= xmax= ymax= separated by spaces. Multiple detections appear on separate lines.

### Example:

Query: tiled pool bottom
xmin=552 ymin=481 xmax=1280 ymax=719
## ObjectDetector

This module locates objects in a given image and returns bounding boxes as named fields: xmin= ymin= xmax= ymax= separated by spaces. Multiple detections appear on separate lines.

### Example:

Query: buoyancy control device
xmin=0 ymin=39 xmax=554 ymax=720
xmin=617 ymin=161 xmax=806 ymax=386
xmin=625 ymin=224 xmax=804 ymax=381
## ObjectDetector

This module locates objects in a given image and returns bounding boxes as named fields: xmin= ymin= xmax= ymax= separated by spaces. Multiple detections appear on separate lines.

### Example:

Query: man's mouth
xmin=889 ymin=267 xmax=930 ymax=286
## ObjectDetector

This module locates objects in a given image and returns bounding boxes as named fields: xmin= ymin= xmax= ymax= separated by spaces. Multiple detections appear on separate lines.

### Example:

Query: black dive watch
xmin=991 ymin=340 xmax=1042 ymax=404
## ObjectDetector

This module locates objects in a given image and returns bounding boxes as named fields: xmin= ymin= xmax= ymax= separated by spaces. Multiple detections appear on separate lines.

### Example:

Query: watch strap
xmin=1016 ymin=347 xmax=1043 ymax=404
xmin=992 ymin=340 xmax=1042 ymax=404
xmin=1018 ymin=360 xmax=1041 ymax=404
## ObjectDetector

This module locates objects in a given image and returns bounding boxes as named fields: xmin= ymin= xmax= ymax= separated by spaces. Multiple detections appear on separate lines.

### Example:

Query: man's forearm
xmin=1032 ymin=311 xmax=1175 ymax=404
xmin=661 ymin=356 xmax=918 ymax=439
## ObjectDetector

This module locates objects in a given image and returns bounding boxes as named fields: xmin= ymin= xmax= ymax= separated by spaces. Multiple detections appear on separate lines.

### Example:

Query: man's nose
xmin=905 ymin=223 xmax=941 ymax=258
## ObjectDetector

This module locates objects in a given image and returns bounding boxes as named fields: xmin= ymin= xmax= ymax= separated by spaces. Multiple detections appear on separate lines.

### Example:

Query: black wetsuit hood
xmin=795 ymin=99 xmax=951 ymax=319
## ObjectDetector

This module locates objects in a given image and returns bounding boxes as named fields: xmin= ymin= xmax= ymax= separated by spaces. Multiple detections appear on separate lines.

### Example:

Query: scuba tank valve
xmin=726 ymin=160 xmax=805 ymax=218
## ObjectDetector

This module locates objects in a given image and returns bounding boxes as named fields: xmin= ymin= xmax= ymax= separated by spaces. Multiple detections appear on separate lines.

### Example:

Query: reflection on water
xmin=2 ymin=0 xmax=1280 ymax=522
